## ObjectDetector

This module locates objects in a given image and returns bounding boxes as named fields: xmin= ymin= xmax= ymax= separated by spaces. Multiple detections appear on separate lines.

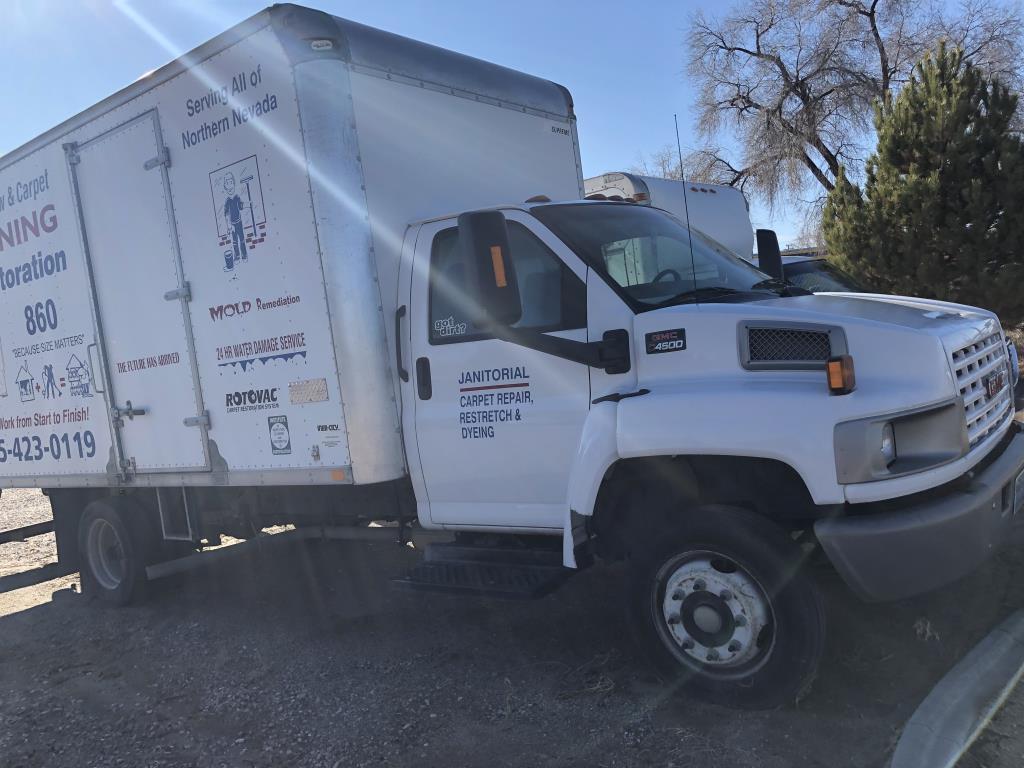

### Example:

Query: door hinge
xmin=144 ymin=146 xmax=171 ymax=170
xmin=63 ymin=143 xmax=80 ymax=165
xmin=120 ymin=456 xmax=137 ymax=479
xmin=163 ymin=282 xmax=191 ymax=301
xmin=183 ymin=411 xmax=210 ymax=429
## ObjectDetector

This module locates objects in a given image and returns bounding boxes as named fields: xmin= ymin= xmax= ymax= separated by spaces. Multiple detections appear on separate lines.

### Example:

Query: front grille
xmin=747 ymin=327 xmax=832 ymax=363
xmin=952 ymin=332 xmax=1012 ymax=449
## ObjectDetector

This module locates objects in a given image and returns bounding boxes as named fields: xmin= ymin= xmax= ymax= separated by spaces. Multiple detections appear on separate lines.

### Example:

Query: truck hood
xmin=632 ymin=291 xmax=1007 ymax=429
xmin=742 ymin=292 xmax=998 ymax=335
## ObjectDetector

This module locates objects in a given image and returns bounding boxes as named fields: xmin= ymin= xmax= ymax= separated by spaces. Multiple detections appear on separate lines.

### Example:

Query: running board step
xmin=424 ymin=541 xmax=563 ymax=567
xmin=393 ymin=542 xmax=570 ymax=599
xmin=392 ymin=561 xmax=570 ymax=599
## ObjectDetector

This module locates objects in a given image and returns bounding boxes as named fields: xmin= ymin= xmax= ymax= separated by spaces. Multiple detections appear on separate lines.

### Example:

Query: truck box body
xmin=0 ymin=4 xmax=582 ymax=489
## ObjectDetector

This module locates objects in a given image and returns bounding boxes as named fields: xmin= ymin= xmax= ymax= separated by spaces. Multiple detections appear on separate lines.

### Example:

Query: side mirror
xmin=457 ymin=210 xmax=522 ymax=327
xmin=755 ymin=228 xmax=784 ymax=280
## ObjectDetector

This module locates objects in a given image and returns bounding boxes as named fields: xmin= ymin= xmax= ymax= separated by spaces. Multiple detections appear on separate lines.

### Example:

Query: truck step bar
xmin=392 ymin=541 xmax=571 ymax=599
xmin=145 ymin=525 xmax=451 ymax=581
xmin=0 ymin=521 xmax=54 ymax=545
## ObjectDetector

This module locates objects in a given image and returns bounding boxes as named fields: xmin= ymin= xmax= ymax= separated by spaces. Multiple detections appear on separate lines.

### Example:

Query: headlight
xmin=835 ymin=400 xmax=966 ymax=483
xmin=880 ymin=422 xmax=896 ymax=466
xmin=1007 ymin=339 xmax=1019 ymax=385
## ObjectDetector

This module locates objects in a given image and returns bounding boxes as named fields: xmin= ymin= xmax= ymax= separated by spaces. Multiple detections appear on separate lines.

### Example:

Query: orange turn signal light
xmin=490 ymin=245 xmax=508 ymax=288
xmin=826 ymin=355 xmax=856 ymax=395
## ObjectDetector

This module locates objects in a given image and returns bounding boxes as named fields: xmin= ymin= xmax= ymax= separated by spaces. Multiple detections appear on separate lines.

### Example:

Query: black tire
xmin=626 ymin=505 xmax=825 ymax=709
xmin=77 ymin=498 xmax=152 ymax=606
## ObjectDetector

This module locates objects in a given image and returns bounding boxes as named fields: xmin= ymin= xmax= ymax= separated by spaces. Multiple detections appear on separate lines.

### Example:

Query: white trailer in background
xmin=583 ymin=172 xmax=864 ymax=290
xmin=584 ymin=172 xmax=754 ymax=259
xmin=2 ymin=3 xmax=1024 ymax=712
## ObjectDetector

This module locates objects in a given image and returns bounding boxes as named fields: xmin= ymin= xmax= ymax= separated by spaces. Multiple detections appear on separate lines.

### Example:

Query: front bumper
xmin=815 ymin=427 xmax=1024 ymax=602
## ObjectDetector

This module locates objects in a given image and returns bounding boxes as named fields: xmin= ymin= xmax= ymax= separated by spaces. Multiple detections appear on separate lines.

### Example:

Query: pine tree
xmin=823 ymin=43 xmax=1024 ymax=323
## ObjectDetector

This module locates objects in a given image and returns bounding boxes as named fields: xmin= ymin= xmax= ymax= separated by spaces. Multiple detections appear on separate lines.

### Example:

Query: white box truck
xmin=3 ymin=4 xmax=1024 ymax=709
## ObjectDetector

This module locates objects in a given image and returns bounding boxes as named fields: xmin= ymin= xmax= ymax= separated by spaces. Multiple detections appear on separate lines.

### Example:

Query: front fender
xmin=563 ymin=401 xmax=620 ymax=567
xmin=562 ymin=383 xmax=857 ymax=567
xmin=615 ymin=383 xmax=842 ymax=505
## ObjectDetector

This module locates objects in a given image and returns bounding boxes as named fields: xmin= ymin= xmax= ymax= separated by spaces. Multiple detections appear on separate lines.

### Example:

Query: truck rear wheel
xmin=78 ymin=499 xmax=150 ymax=606
xmin=626 ymin=505 xmax=825 ymax=709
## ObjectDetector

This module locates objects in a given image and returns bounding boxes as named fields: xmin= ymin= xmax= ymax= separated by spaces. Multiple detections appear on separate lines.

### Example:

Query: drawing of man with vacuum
xmin=222 ymin=171 xmax=248 ymax=271
xmin=211 ymin=156 xmax=266 ymax=275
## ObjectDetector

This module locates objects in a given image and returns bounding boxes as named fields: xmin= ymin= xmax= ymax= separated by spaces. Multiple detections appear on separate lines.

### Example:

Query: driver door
xmin=407 ymin=211 xmax=591 ymax=529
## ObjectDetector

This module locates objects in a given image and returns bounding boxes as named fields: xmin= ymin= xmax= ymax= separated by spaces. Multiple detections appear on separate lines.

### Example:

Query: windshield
xmin=783 ymin=259 xmax=865 ymax=292
xmin=531 ymin=203 xmax=778 ymax=310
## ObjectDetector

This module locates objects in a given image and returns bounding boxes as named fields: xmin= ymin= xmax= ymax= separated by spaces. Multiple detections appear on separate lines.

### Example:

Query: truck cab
xmin=397 ymin=198 xmax=1024 ymax=707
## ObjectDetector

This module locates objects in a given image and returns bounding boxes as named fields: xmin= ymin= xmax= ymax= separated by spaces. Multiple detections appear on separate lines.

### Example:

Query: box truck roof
xmin=0 ymin=3 xmax=575 ymax=172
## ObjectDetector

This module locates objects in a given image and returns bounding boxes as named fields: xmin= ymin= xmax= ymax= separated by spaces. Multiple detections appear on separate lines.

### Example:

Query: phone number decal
xmin=0 ymin=431 xmax=97 ymax=462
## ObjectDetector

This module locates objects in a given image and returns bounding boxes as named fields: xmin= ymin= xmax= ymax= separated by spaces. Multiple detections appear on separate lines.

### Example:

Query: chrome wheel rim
xmin=655 ymin=550 xmax=775 ymax=674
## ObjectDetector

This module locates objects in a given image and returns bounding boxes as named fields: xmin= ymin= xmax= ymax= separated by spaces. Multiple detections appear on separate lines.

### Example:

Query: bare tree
xmin=631 ymin=143 xmax=757 ymax=191
xmin=630 ymin=145 xmax=683 ymax=179
xmin=687 ymin=0 xmax=1024 ymax=208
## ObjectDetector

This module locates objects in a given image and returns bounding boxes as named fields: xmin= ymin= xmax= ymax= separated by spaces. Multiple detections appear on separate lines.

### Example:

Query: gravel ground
xmin=2 ymin=488 xmax=1024 ymax=768
xmin=0 ymin=490 xmax=61 ymax=586
xmin=964 ymin=690 xmax=1024 ymax=767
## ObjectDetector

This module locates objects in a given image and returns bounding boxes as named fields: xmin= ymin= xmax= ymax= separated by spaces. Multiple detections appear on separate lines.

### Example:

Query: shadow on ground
xmin=1 ymin=532 xmax=1023 ymax=768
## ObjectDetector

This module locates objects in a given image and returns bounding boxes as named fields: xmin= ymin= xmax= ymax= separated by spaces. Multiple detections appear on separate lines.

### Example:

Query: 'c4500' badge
xmin=645 ymin=328 xmax=686 ymax=354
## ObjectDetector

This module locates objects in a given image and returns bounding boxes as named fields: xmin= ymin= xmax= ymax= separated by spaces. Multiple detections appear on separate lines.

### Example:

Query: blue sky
xmin=1 ymin=0 xmax=799 ymax=243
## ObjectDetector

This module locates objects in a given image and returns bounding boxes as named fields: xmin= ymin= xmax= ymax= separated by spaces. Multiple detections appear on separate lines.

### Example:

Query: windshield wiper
xmin=750 ymin=278 xmax=812 ymax=297
xmin=657 ymin=286 xmax=742 ymax=306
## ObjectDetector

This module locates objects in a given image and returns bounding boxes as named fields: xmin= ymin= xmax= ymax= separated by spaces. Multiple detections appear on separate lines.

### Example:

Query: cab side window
xmin=429 ymin=222 xmax=586 ymax=344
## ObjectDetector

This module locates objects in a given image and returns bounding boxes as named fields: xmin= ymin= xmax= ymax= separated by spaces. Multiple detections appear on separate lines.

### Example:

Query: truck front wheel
xmin=626 ymin=505 xmax=825 ymax=709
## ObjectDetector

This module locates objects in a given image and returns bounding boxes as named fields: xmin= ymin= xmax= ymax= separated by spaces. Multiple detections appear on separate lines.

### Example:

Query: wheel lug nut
xmin=720 ymin=589 xmax=734 ymax=601
xmin=693 ymin=579 xmax=706 ymax=591
xmin=728 ymin=641 xmax=741 ymax=652
xmin=735 ymin=615 xmax=748 ymax=627
xmin=671 ymin=591 xmax=684 ymax=601
xmin=706 ymin=649 xmax=719 ymax=661
xmin=681 ymin=638 xmax=695 ymax=650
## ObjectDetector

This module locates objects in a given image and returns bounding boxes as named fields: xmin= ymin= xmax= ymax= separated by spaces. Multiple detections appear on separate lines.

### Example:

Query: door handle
xmin=415 ymin=357 xmax=432 ymax=400
xmin=395 ymin=305 xmax=409 ymax=382
xmin=112 ymin=400 xmax=147 ymax=421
